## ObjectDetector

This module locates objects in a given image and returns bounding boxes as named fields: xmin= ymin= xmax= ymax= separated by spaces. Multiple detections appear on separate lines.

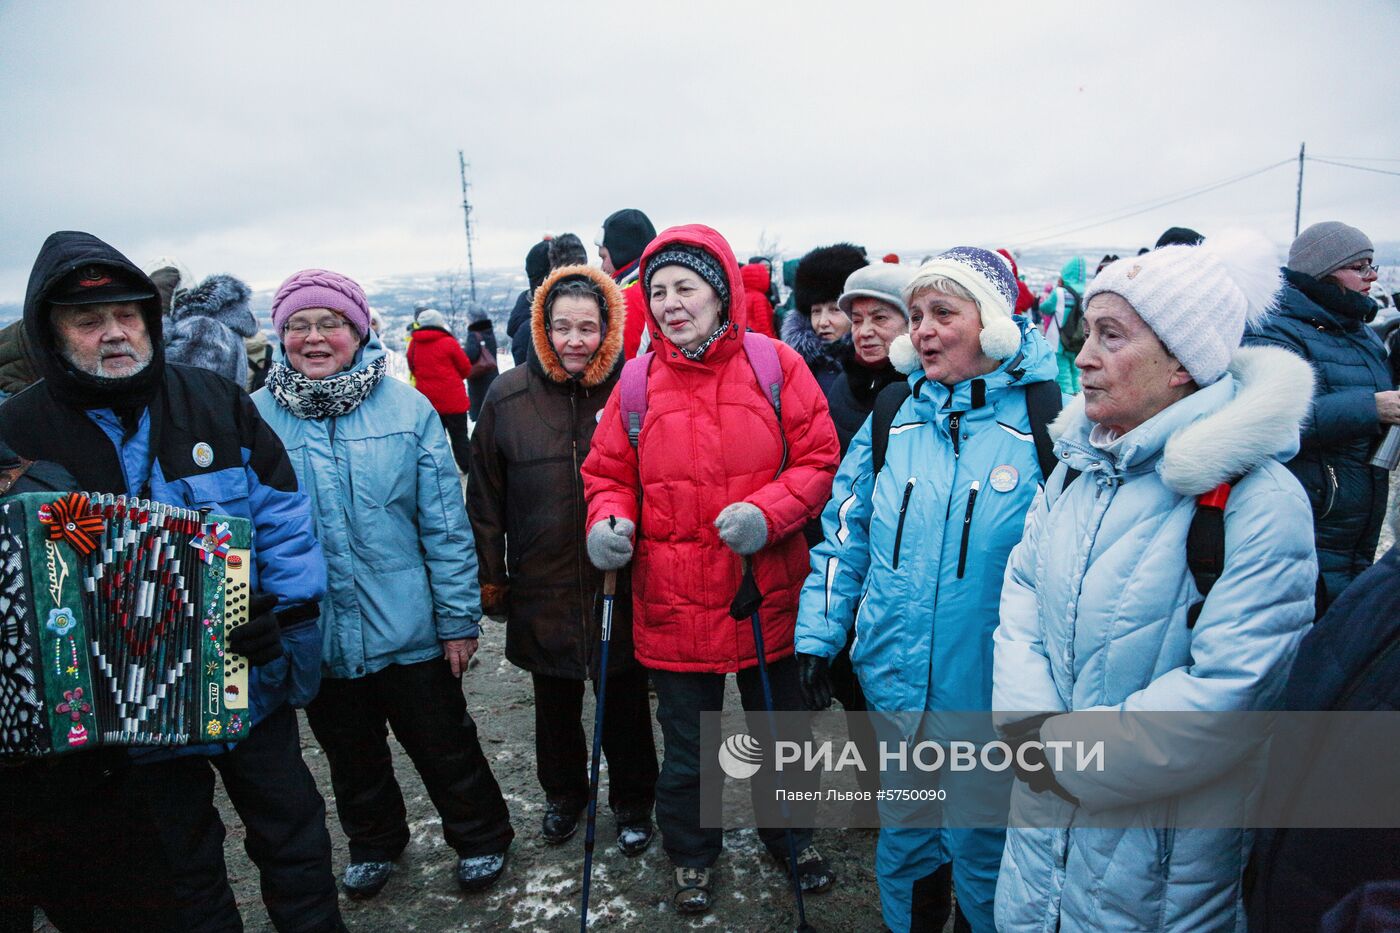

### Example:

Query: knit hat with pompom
xmin=1084 ymin=229 xmax=1282 ymax=386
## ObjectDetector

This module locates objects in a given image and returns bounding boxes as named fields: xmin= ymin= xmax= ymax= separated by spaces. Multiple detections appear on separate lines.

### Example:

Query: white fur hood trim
xmin=1048 ymin=346 xmax=1315 ymax=495
xmin=1159 ymin=346 xmax=1313 ymax=495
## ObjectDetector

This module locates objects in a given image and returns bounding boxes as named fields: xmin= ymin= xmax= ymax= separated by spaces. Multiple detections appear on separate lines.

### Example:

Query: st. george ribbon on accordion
xmin=0 ymin=491 xmax=253 ymax=757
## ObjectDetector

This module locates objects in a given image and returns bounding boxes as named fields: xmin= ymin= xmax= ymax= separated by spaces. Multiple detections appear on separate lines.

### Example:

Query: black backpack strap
xmin=1023 ymin=380 xmax=1064 ymax=480
xmin=1186 ymin=481 xmax=1233 ymax=629
xmin=870 ymin=381 xmax=913 ymax=476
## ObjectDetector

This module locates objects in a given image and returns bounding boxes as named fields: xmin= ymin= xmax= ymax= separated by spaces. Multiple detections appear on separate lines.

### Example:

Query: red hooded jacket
xmin=997 ymin=248 xmax=1038 ymax=316
xmin=739 ymin=262 xmax=777 ymax=338
xmin=405 ymin=326 xmax=471 ymax=414
xmin=582 ymin=224 xmax=839 ymax=673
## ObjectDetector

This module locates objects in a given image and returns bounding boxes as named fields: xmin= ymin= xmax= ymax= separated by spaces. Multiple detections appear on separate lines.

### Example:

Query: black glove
xmin=798 ymin=653 xmax=833 ymax=711
xmin=1004 ymin=716 xmax=1079 ymax=806
xmin=227 ymin=593 xmax=283 ymax=668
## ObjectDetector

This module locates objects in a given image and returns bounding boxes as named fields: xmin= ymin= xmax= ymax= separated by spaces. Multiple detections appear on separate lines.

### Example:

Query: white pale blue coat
xmin=796 ymin=318 xmax=1057 ymax=933
xmin=993 ymin=346 xmax=1318 ymax=932
xmin=253 ymin=337 xmax=482 ymax=680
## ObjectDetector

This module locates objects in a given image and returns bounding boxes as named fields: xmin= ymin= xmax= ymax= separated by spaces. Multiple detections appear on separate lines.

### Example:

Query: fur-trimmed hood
xmin=171 ymin=274 xmax=258 ymax=338
xmin=781 ymin=304 xmax=851 ymax=368
xmin=529 ymin=264 xmax=625 ymax=388
xmin=1049 ymin=345 xmax=1315 ymax=495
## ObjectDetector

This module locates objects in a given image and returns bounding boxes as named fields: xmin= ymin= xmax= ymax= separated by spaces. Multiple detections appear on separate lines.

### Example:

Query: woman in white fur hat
xmin=993 ymin=232 xmax=1320 ymax=932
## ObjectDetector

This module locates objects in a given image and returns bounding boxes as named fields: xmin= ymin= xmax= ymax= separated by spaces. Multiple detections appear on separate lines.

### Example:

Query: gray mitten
xmin=714 ymin=502 xmax=768 ymax=555
xmin=587 ymin=517 xmax=635 ymax=570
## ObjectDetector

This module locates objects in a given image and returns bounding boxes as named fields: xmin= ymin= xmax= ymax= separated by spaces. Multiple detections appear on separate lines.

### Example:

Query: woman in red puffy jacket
xmin=581 ymin=224 xmax=840 ymax=915
xmin=405 ymin=308 xmax=472 ymax=471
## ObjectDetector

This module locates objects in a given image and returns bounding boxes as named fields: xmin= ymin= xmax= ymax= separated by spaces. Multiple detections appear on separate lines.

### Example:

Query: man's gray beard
xmin=63 ymin=344 xmax=153 ymax=381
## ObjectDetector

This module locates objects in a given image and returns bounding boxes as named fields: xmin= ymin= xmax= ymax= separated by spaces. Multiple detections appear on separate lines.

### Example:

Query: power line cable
xmin=1307 ymin=157 xmax=1400 ymax=178
xmin=1003 ymin=159 xmax=1294 ymax=247
xmin=1311 ymin=155 xmax=1400 ymax=163
xmin=996 ymin=159 xmax=1292 ymax=243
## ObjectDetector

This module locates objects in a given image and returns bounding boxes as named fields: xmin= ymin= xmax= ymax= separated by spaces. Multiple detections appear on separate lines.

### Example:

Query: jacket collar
xmin=1050 ymin=345 xmax=1315 ymax=494
xmin=1282 ymin=268 xmax=1378 ymax=329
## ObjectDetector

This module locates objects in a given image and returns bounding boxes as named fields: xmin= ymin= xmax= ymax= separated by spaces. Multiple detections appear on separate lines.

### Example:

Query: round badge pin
xmin=989 ymin=464 xmax=1019 ymax=493
xmin=192 ymin=442 xmax=214 ymax=468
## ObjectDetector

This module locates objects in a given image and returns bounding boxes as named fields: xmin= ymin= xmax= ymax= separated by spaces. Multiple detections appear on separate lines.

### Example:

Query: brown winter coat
xmin=466 ymin=265 xmax=635 ymax=679
xmin=0 ymin=320 xmax=37 ymax=396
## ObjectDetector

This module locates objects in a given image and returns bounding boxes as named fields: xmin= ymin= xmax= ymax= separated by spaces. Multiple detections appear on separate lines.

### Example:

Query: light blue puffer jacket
xmin=253 ymin=338 xmax=481 ymax=679
xmin=993 ymin=346 xmax=1318 ymax=932
xmin=796 ymin=318 xmax=1059 ymax=713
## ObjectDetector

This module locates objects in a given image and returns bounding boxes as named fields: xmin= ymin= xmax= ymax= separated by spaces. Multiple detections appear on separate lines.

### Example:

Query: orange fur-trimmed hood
xmin=530 ymin=264 xmax=626 ymax=387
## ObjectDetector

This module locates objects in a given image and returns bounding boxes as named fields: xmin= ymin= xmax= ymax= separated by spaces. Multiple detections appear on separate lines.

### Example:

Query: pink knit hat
xmin=270 ymin=269 xmax=372 ymax=339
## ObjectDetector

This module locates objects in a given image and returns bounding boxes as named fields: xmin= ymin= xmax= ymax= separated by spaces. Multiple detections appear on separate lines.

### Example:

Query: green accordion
xmin=0 ymin=491 xmax=253 ymax=757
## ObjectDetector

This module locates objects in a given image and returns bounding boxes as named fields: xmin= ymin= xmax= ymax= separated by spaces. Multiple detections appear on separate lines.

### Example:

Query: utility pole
xmin=1294 ymin=142 xmax=1305 ymax=238
xmin=458 ymin=150 xmax=478 ymax=302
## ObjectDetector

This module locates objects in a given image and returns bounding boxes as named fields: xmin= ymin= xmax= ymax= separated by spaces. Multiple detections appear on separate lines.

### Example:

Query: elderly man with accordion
xmin=0 ymin=232 xmax=345 ymax=933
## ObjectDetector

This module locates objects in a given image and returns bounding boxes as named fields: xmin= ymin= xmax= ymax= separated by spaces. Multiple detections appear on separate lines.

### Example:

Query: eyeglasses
xmin=1340 ymin=261 xmax=1379 ymax=276
xmin=284 ymin=316 xmax=349 ymax=337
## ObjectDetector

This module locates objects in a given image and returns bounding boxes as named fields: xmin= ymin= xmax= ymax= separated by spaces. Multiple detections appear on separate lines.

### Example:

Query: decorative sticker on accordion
xmin=0 ymin=492 xmax=253 ymax=757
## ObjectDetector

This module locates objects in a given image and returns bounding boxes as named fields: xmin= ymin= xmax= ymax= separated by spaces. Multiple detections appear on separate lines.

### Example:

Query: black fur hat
xmin=793 ymin=243 xmax=867 ymax=317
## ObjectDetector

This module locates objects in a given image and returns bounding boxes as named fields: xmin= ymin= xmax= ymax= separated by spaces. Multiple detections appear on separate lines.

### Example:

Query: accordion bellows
xmin=0 ymin=491 xmax=251 ymax=757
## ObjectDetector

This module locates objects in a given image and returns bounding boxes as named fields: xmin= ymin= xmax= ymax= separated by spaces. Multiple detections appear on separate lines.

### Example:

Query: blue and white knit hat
xmin=904 ymin=247 xmax=1022 ymax=359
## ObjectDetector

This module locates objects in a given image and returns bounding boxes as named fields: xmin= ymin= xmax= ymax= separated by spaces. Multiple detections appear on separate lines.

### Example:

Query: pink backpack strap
xmin=618 ymin=351 xmax=654 ymax=448
xmin=741 ymin=331 xmax=783 ymax=421
xmin=741 ymin=332 xmax=788 ymax=473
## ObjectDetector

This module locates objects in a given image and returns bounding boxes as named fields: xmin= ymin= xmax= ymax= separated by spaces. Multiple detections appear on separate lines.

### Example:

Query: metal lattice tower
xmin=458 ymin=150 xmax=477 ymax=302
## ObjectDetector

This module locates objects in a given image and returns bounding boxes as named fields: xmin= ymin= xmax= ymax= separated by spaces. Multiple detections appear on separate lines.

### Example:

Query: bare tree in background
xmin=437 ymin=268 xmax=470 ymax=334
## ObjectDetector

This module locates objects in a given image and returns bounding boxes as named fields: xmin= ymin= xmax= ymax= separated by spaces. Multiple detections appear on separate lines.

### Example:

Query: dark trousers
xmin=438 ymin=411 xmax=471 ymax=473
xmin=132 ymin=704 xmax=344 ymax=933
xmin=649 ymin=655 xmax=814 ymax=868
xmin=532 ymin=667 xmax=658 ymax=816
xmin=0 ymin=752 xmax=181 ymax=933
xmin=305 ymin=657 xmax=514 ymax=863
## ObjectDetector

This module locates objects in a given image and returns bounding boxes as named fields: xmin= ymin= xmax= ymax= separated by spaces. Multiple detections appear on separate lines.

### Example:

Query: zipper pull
xmin=957 ymin=481 xmax=980 ymax=579
xmin=949 ymin=413 xmax=961 ymax=457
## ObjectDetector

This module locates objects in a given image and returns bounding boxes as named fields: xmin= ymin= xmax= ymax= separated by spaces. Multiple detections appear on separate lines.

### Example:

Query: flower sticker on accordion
xmin=192 ymin=521 xmax=233 ymax=564
xmin=54 ymin=687 xmax=92 ymax=747
xmin=46 ymin=606 xmax=77 ymax=637
xmin=37 ymin=492 xmax=105 ymax=556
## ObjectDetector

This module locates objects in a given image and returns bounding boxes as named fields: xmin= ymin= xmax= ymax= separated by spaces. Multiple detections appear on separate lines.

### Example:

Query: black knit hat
xmin=597 ymin=209 xmax=657 ymax=271
xmin=643 ymin=245 xmax=730 ymax=312
xmin=1154 ymin=226 xmax=1205 ymax=249
xmin=525 ymin=239 xmax=552 ymax=289
xmin=794 ymin=243 xmax=868 ymax=316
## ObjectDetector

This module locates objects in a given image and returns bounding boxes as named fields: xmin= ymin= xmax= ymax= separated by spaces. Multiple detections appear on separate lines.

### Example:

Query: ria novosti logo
xmin=717 ymin=733 xmax=764 ymax=779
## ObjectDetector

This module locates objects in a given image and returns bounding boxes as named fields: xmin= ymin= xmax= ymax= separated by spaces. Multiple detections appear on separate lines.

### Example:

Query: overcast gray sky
xmin=2 ymin=0 xmax=1398 ymax=300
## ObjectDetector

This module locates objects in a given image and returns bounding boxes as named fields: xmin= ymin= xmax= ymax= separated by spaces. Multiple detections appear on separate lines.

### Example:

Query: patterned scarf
xmin=266 ymin=357 xmax=386 ymax=420
xmin=680 ymin=321 xmax=732 ymax=361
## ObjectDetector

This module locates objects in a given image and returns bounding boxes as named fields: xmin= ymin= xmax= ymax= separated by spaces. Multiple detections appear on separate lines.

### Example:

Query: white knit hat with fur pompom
xmin=1083 ymin=229 xmax=1282 ymax=386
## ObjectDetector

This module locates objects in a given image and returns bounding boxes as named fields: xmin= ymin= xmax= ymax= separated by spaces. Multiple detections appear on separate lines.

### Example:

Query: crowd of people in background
xmin=0 ymin=210 xmax=1397 ymax=933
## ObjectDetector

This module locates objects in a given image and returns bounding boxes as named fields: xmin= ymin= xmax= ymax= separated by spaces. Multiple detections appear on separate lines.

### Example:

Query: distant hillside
xmin=5 ymin=240 xmax=1396 ymax=337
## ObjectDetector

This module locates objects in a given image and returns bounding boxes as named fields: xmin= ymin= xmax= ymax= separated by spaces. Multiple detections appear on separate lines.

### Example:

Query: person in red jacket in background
xmin=739 ymin=259 xmax=777 ymax=338
xmin=406 ymin=308 xmax=472 ymax=472
xmin=997 ymin=248 xmax=1039 ymax=318
xmin=595 ymin=208 xmax=658 ymax=359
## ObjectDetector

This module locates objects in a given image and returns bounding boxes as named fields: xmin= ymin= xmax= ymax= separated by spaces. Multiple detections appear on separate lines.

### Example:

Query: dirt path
xmin=212 ymin=616 xmax=885 ymax=932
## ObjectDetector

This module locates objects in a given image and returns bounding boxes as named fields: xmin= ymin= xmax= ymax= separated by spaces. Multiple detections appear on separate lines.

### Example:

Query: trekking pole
xmin=731 ymin=557 xmax=815 ymax=933
xmin=579 ymin=567 xmax=617 ymax=932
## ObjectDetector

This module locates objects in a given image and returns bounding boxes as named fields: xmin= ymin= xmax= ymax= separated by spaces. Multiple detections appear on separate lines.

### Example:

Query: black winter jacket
xmin=466 ymin=267 xmax=635 ymax=680
xmin=1244 ymin=270 xmax=1393 ymax=609
xmin=506 ymin=289 xmax=533 ymax=366
xmin=824 ymin=353 xmax=902 ymax=456
xmin=464 ymin=317 xmax=499 ymax=418
xmin=1248 ymin=546 xmax=1400 ymax=932
xmin=780 ymin=309 xmax=850 ymax=395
